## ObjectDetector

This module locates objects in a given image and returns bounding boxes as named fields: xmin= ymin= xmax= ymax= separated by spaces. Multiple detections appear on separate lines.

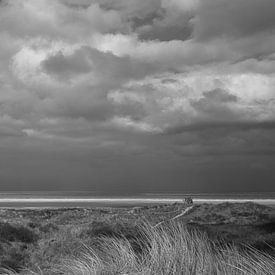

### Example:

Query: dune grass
xmin=1 ymin=221 xmax=274 ymax=275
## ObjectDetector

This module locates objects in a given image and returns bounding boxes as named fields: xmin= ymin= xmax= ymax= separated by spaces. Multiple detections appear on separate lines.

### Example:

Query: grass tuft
xmin=42 ymin=222 xmax=275 ymax=274
xmin=1 ymin=220 xmax=274 ymax=274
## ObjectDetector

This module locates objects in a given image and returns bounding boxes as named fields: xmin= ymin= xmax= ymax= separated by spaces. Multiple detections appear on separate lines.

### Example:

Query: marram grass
xmin=1 ymin=221 xmax=274 ymax=275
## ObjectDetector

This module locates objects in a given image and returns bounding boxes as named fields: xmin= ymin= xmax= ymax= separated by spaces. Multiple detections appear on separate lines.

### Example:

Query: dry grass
xmin=2 ymin=221 xmax=274 ymax=275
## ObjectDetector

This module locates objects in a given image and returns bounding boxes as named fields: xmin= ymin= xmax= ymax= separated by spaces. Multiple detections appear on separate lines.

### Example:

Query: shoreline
xmin=0 ymin=198 xmax=274 ymax=208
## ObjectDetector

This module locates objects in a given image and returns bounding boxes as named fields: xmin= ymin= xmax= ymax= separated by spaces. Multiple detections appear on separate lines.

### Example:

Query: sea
xmin=0 ymin=192 xmax=274 ymax=208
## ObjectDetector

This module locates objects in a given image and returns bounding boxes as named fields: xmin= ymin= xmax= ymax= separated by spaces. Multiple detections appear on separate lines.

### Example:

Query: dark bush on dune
xmin=0 ymin=223 xmax=37 ymax=271
xmin=0 ymin=247 xmax=27 ymax=272
xmin=257 ymin=221 xmax=275 ymax=233
xmin=0 ymin=242 xmax=32 ymax=272
xmin=0 ymin=222 xmax=38 ymax=243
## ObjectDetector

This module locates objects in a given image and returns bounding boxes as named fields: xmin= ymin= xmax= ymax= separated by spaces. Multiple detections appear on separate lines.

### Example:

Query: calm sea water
xmin=0 ymin=192 xmax=274 ymax=208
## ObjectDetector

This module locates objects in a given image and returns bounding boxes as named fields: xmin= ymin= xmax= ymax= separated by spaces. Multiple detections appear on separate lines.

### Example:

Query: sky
xmin=0 ymin=0 xmax=275 ymax=194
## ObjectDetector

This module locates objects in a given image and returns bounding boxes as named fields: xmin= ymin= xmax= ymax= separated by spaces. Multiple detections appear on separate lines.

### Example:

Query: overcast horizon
xmin=0 ymin=0 xmax=275 ymax=194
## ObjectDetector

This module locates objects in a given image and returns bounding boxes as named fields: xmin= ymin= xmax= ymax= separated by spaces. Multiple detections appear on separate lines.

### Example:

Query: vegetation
xmin=0 ymin=203 xmax=273 ymax=274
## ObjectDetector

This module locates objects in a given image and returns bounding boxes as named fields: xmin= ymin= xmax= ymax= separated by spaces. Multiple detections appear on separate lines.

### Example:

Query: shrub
xmin=0 ymin=223 xmax=38 ymax=243
xmin=0 ymin=243 xmax=32 ymax=272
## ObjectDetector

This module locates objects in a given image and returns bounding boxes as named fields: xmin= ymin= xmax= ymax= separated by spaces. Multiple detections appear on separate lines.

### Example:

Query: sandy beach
xmin=0 ymin=197 xmax=274 ymax=208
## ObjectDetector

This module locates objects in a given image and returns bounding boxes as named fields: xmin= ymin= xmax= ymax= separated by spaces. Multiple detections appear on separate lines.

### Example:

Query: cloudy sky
xmin=0 ymin=0 xmax=275 ymax=194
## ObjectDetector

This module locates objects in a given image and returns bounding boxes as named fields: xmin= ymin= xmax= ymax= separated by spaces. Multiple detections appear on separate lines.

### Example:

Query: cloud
xmin=0 ymin=115 xmax=25 ymax=138
xmin=98 ymin=0 xmax=162 ymax=20
xmin=0 ymin=0 xmax=275 ymax=191
xmin=165 ymin=120 xmax=275 ymax=135
xmin=190 ymin=88 xmax=240 ymax=121
xmin=41 ymin=45 xmax=156 ymax=83
xmin=193 ymin=0 xmax=275 ymax=40
xmin=22 ymin=128 xmax=53 ymax=139
xmin=199 ymin=88 xmax=238 ymax=103
xmin=0 ymin=0 xmax=128 ymax=46
xmin=133 ymin=5 xmax=193 ymax=41
xmin=110 ymin=116 xmax=162 ymax=133
xmin=42 ymin=50 xmax=92 ymax=78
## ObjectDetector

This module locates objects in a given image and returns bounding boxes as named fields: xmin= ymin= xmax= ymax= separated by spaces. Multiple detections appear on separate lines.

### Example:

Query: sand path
xmin=153 ymin=205 xmax=194 ymax=227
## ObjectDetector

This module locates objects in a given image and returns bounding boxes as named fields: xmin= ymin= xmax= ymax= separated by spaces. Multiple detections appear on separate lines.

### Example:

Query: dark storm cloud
xmin=165 ymin=121 xmax=275 ymax=135
xmin=130 ymin=10 xmax=164 ymax=29
xmin=97 ymin=0 xmax=195 ymax=41
xmin=0 ymin=126 xmax=23 ymax=137
xmin=98 ymin=0 xmax=161 ymax=18
xmin=193 ymin=0 xmax=275 ymax=40
xmin=45 ymin=95 xmax=116 ymax=121
xmin=42 ymin=46 xmax=156 ymax=81
xmin=61 ymin=0 xmax=91 ymax=10
xmin=40 ymin=46 xmax=156 ymax=121
xmin=131 ymin=8 xmax=193 ymax=41
xmin=0 ymin=0 xmax=275 ymax=193
xmin=190 ymin=88 xmax=240 ymax=121
xmin=138 ymin=23 xmax=192 ymax=41
xmin=199 ymin=89 xmax=238 ymax=103
xmin=42 ymin=50 xmax=91 ymax=78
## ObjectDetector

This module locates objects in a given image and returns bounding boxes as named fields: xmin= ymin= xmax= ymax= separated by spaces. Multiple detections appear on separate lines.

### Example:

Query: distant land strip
xmin=0 ymin=198 xmax=274 ymax=205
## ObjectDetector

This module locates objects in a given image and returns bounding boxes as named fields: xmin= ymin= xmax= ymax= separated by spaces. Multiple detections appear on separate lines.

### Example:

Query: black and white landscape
xmin=0 ymin=0 xmax=274 ymax=274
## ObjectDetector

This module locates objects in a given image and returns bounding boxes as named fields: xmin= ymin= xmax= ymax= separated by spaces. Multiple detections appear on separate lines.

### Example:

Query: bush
xmin=0 ymin=243 xmax=31 ymax=272
xmin=0 ymin=223 xmax=38 ymax=243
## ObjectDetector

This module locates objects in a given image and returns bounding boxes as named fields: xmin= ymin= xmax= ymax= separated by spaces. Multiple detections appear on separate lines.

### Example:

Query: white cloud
xmin=22 ymin=128 xmax=54 ymax=139
xmin=110 ymin=116 xmax=162 ymax=133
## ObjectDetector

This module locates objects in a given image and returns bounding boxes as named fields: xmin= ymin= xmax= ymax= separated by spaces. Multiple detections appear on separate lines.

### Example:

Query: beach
xmin=0 ymin=196 xmax=274 ymax=208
